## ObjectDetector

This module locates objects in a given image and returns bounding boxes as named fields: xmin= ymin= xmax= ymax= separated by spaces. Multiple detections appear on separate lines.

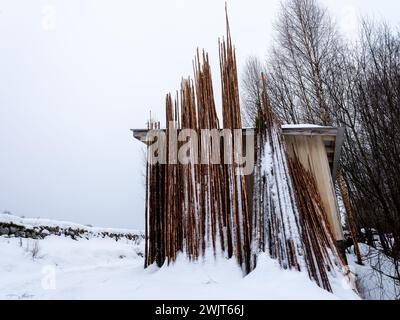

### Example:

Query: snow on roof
xmin=282 ymin=124 xmax=324 ymax=129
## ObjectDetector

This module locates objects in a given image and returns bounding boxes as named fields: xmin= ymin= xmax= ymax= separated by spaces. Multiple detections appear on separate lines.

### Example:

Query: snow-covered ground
xmin=0 ymin=222 xmax=359 ymax=300
xmin=347 ymin=243 xmax=399 ymax=300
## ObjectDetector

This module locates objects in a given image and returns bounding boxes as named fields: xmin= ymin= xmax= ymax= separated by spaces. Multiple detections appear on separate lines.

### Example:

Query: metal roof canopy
xmin=130 ymin=126 xmax=345 ymax=180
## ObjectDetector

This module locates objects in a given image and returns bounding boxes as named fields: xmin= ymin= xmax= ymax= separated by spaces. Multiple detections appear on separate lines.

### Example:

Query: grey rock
xmin=9 ymin=226 xmax=18 ymax=234
xmin=41 ymin=229 xmax=50 ymax=235
xmin=0 ymin=227 xmax=10 ymax=235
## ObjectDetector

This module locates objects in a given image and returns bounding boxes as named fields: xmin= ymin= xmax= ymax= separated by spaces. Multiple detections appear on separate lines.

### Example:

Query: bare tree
xmin=341 ymin=20 xmax=400 ymax=255
xmin=270 ymin=0 xmax=342 ymax=125
xmin=242 ymin=0 xmax=344 ymax=125
xmin=241 ymin=56 xmax=265 ymax=126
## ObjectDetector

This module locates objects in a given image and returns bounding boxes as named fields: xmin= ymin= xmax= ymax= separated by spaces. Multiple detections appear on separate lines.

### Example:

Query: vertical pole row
xmin=144 ymin=11 xmax=251 ymax=271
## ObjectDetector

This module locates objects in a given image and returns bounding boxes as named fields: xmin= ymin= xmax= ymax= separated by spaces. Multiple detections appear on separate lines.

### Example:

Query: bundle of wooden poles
xmin=144 ymin=31 xmax=251 ymax=272
xmin=144 ymin=11 xmax=346 ymax=292
xmin=251 ymin=76 xmax=345 ymax=291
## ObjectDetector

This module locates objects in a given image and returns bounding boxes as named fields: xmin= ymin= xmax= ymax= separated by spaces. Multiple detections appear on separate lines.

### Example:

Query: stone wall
xmin=0 ymin=221 xmax=143 ymax=243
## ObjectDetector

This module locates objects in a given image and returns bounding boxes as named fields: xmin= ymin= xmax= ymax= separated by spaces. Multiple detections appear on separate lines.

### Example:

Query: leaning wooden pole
xmin=338 ymin=171 xmax=363 ymax=265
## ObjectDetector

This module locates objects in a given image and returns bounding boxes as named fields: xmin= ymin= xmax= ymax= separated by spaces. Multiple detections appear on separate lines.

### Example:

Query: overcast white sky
xmin=0 ymin=0 xmax=398 ymax=229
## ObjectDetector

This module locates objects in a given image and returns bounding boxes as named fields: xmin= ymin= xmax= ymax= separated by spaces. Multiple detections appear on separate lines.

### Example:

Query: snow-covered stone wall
xmin=0 ymin=214 xmax=144 ymax=242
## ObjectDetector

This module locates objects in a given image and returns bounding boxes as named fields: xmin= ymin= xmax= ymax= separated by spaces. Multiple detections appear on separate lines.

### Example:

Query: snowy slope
xmin=0 ymin=229 xmax=359 ymax=300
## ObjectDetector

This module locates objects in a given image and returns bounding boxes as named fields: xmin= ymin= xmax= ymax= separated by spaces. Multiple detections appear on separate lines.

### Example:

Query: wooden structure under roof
xmin=131 ymin=125 xmax=346 ymax=245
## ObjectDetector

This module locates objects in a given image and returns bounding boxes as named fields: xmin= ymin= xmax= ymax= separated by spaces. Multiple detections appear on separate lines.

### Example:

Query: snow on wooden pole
xmin=143 ymin=8 xmax=349 ymax=293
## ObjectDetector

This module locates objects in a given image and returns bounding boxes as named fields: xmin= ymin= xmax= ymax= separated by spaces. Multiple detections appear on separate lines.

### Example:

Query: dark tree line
xmin=241 ymin=0 xmax=400 ymax=292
